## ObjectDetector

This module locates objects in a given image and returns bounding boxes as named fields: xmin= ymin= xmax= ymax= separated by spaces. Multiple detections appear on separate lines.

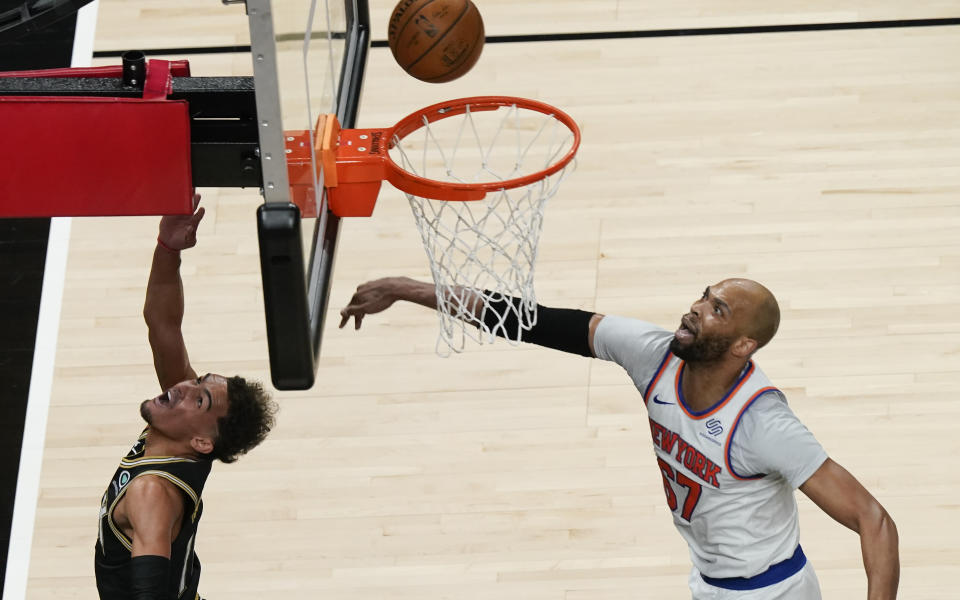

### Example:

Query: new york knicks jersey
xmin=592 ymin=317 xmax=827 ymax=580
xmin=95 ymin=430 xmax=211 ymax=600
xmin=643 ymin=349 xmax=801 ymax=578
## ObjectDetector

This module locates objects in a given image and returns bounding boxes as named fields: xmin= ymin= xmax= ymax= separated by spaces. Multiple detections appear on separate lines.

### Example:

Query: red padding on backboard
xmin=0 ymin=60 xmax=192 ymax=78
xmin=0 ymin=97 xmax=194 ymax=217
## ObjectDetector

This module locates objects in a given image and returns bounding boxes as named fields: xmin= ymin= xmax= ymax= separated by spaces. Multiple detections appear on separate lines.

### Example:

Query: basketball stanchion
xmin=284 ymin=96 xmax=581 ymax=354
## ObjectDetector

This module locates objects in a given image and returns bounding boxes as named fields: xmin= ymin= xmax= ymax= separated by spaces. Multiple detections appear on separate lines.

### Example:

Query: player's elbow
xmin=876 ymin=505 xmax=898 ymax=543
xmin=859 ymin=498 xmax=898 ymax=546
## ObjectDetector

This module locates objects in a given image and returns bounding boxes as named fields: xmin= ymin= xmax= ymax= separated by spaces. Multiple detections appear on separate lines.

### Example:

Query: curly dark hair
xmin=210 ymin=376 xmax=278 ymax=463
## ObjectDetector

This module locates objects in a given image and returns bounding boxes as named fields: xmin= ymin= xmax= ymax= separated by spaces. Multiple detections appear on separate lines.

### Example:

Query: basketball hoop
xmin=286 ymin=96 xmax=581 ymax=354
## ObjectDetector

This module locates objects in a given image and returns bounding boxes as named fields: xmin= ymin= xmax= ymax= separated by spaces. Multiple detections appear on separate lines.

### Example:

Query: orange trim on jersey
xmin=642 ymin=350 xmax=674 ymax=405
xmin=723 ymin=386 xmax=779 ymax=481
xmin=675 ymin=360 xmax=756 ymax=420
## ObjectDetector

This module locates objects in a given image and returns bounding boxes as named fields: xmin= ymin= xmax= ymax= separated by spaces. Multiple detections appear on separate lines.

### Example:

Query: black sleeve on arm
xmin=130 ymin=555 xmax=170 ymax=600
xmin=480 ymin=292 xmax=594 ymax=357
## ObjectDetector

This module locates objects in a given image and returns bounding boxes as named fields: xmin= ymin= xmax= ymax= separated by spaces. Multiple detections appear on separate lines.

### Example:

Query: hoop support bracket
xmin=286 ymin=114 xmax=384 ymax=218
xmin=285 ymin=112 xmax=487 ymax=219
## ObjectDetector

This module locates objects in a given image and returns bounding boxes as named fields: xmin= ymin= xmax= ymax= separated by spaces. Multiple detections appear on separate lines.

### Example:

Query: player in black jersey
xmin=95 ymin=198 xmax=278 ymax=600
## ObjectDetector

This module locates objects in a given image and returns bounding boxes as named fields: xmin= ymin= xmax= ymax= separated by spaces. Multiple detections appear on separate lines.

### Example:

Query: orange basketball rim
xmin=283 ymin=96 xmax=582 ymax=218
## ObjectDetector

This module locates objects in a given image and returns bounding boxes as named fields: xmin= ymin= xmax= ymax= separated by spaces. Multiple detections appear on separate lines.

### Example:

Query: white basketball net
xmin=389 ymin=102 xmax=577 ymax=354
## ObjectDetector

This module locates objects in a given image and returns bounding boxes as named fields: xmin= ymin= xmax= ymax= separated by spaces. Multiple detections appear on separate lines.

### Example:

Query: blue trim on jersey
xmin=675 ymin=360 xmax=754 ymax=417
xmin=701 ymin=545 xmax=806 ymax=590
xmin=725 ymin=387 xmax=779 ymax=480
xmin=642 ymin=349 xmax=673 ymax=403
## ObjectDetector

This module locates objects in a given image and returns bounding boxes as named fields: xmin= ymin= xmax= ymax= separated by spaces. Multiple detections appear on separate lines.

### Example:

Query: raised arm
xmin=143 ymin=197 xmax=205 ymax=390
xmin=340 ymin=276 xmax=604 ymax=356
xmin=799 ymin=458 xmax=899 ymax=599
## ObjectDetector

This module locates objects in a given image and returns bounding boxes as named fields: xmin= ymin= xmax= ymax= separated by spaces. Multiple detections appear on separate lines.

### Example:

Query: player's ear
xmin=189 ymin=435 xmax=214 ymax=456
xmin=731 ymin=336 xmax=757 ymax=358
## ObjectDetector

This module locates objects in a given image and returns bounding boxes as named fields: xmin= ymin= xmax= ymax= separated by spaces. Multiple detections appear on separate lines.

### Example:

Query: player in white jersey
xmin=340 ymin=277 xmax=899 ymax=599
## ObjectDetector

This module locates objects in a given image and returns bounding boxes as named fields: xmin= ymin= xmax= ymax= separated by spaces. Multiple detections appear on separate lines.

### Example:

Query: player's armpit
xmin=800 ymin=458 xmax=899 ymax=600
xmin=124 ymin=475 xmax=184 ymax=558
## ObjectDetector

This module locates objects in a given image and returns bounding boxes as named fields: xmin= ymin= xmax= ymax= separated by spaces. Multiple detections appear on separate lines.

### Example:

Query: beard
xmin=139 ymin=400 xmax=153 ymax=424
xmin=670 ymin=331 xmax=734 ymax=363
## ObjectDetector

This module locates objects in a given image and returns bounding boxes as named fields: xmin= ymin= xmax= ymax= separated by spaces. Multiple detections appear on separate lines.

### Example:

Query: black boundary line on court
xmin=91 ymin=16 xmax=960 ymax=58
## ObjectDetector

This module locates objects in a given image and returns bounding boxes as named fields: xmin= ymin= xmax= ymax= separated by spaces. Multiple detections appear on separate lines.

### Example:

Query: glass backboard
xmin=246 ymin=0 xmax=369 ymax=390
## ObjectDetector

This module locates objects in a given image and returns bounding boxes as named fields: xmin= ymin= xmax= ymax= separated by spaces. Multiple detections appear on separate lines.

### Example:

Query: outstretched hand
xmin=339 ymin=278 xmax=401 ymax=330
xmin=158 ymin=194 xmax=205 ymax=251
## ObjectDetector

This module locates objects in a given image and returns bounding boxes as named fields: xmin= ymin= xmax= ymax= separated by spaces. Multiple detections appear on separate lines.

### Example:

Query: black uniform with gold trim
xmin=95 ymin=430 xmax=212 ymax=600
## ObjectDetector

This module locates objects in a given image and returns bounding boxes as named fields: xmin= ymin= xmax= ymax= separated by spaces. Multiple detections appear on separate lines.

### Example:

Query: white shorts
xmin=688 ymin=561 xmax=821 ymax=600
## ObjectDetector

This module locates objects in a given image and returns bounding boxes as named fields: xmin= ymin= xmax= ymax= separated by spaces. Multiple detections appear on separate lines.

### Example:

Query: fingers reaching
xmin=338 ymin=305 xmax=366 ymax=330
xmin=339 ymin=279 xmax=398 ymax=331
xmin=159 ymin=197 xmax=206 ymax=246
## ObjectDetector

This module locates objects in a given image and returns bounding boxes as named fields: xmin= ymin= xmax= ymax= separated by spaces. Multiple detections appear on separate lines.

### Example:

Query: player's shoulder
xmin=737 ymin=384 xmax=788 ymax=419
xmin=595 ymin=315 xmax=673 ymax=344
xmin=125 ymin=472 xmax=183 ymax=501
xmin=732 ymin=386 xmax=807 ymax=445
xmin=123 ymin=474 xmax=187 ymax=522
xmin=119 ymin=474 xmax=187 ymax=537
xmin=593 ymin=315 xmax=673 ymax=362
xmin=728 ymin=381 xmax=826 ymax=486
xmin=598 ymin=314 xmax=669 ymax=331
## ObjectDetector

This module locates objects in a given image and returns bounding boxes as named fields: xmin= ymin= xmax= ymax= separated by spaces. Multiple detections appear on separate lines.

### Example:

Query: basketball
xmin=387 ymin=0 xmax=485 ymax=83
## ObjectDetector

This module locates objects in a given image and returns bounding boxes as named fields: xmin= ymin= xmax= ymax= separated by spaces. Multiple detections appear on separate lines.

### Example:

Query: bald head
xmin=719 ymin=278 xmax=780 ymax=350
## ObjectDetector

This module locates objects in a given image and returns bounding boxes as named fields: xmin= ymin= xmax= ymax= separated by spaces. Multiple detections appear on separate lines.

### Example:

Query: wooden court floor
xmin=24 ymin=1 xmax=960 ymax=598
